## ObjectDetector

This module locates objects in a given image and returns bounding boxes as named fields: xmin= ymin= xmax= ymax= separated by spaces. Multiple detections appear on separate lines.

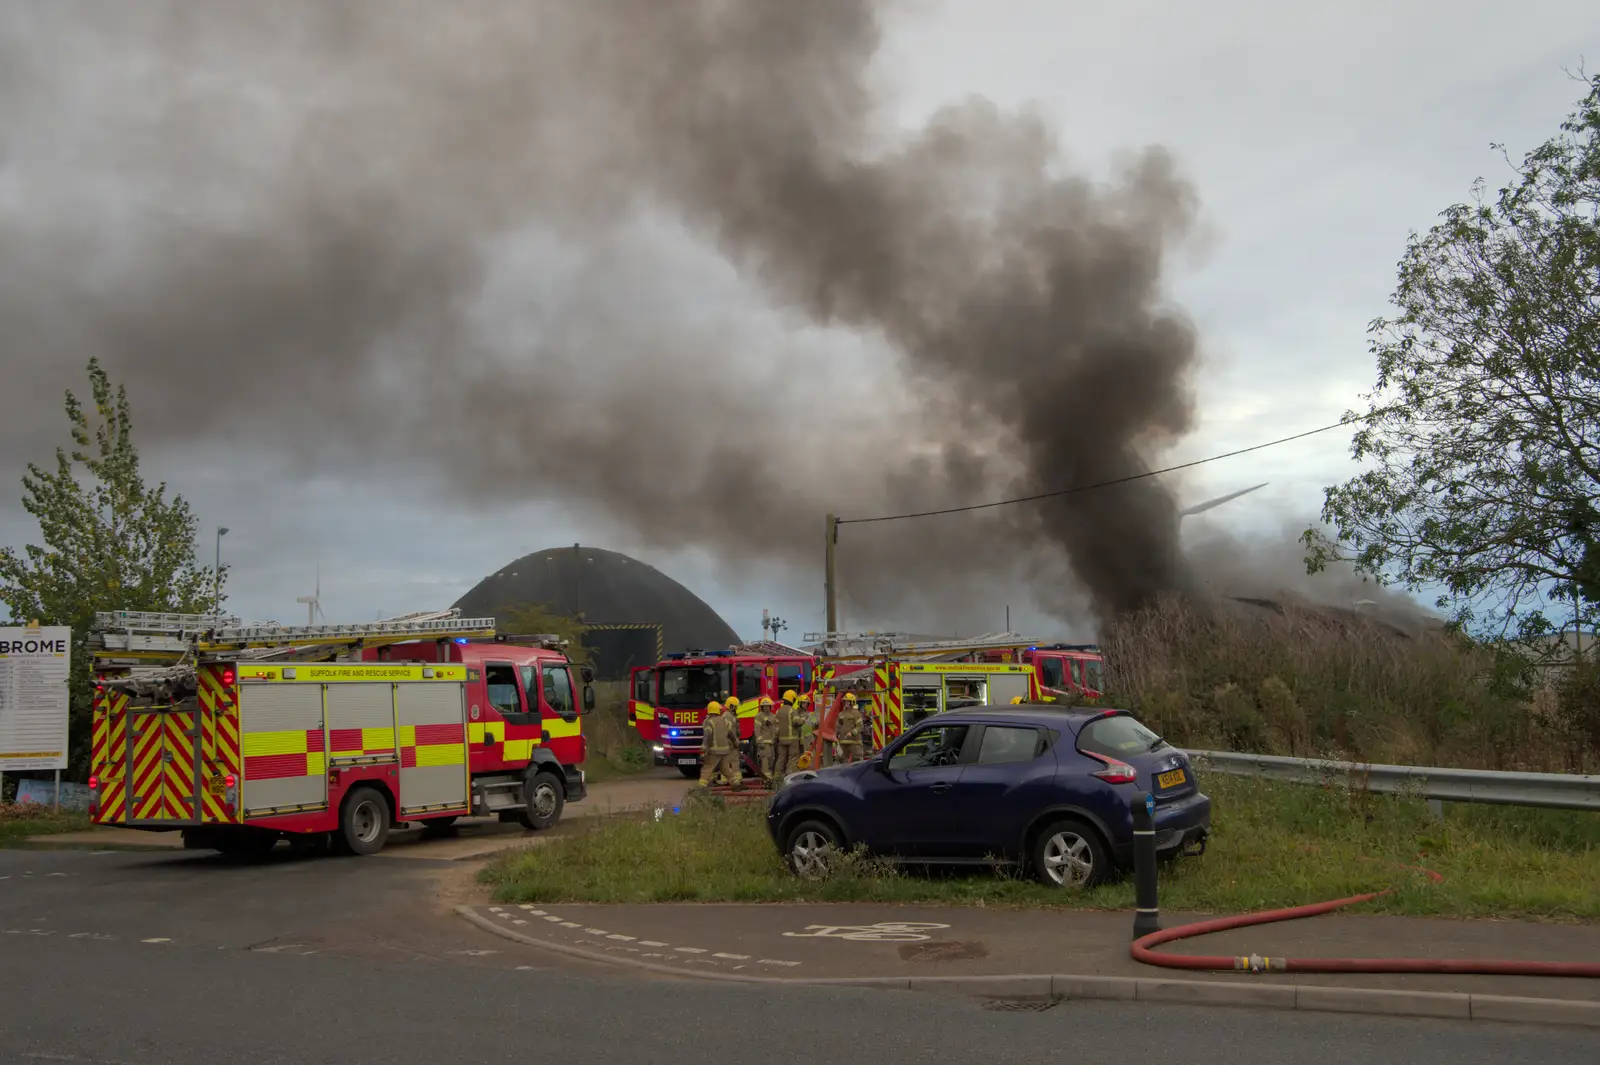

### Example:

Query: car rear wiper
xmin=1147 ymin=737 xmax=1168 ymax=752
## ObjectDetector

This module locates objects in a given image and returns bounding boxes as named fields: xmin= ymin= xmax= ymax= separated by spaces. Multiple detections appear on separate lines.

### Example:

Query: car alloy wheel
xmin=1036 ymin=823 xmax=1104 ymax=888
xmin=786 ymin=820 xmax=839 ymax=879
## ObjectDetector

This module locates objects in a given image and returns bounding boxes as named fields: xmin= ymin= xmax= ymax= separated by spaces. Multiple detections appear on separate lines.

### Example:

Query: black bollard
xmin=1131 ymin=792 xmax=1161 ymax=939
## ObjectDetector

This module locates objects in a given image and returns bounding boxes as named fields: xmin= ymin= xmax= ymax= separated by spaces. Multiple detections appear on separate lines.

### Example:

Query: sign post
xmin=0 ymin=626 xmax=73 ymax=804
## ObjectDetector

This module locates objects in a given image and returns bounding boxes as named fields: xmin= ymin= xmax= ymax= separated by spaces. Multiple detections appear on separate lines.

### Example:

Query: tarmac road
xmin=2 ymin=848 xmax=1597 ymax=1064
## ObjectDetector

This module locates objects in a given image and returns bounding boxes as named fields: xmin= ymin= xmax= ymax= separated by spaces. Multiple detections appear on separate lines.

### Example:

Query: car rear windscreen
xmin=1076 ymin=714 xmax=1164 ymax=757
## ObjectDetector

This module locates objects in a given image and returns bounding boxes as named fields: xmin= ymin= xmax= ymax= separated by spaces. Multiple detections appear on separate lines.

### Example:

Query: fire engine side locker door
xmin=239 ymin=682 xmax=328 ymax=816
xmin=395 ymin=681 xmax=469 ymax=816
xmin=986 ymin=671 xmax=1031 ymax=705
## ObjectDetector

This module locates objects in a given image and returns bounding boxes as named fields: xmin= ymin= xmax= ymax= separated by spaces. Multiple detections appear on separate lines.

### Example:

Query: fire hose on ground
xmin=1125 ymin=794 xmax=1600 ymax=979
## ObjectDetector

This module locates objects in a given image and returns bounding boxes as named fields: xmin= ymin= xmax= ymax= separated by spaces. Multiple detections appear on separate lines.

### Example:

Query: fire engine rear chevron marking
xmin=130 ymin=715 xmax=166 ymax=820
xmin=163 ymin=710 xmax=197 ymax=820
xmin=93 ymin=690 xmax=129 ymax=824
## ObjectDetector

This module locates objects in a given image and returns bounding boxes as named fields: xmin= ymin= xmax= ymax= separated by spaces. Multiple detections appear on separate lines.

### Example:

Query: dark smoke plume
xmin=0 ymin=1 xmax=1201 ymax=629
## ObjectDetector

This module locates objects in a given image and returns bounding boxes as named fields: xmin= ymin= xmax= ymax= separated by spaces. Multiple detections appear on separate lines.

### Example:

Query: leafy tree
xmin=1306 ymin=75 xmax=1600 ymax=643
xmin=0 ymin=359 xmax=220 ymax=776
xmin=499 ymin=601 xmax=593 ymax=670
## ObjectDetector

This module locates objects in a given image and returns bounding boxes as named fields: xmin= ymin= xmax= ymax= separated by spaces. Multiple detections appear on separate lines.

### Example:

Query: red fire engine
xmin=629 ymin=641 xmax=824 ymax=776
xmin=85 ymin=609 xmax=594 ymax=856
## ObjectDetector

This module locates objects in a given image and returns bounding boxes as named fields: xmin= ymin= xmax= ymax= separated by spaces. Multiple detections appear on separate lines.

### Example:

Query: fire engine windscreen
xmin=657 ymin=666 xmax=731 ymax=710
xmin=0 ymin=1 xmax=1204 ymax=627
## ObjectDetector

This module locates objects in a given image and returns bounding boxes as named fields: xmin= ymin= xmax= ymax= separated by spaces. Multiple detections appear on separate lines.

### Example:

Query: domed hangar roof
xmin=452 ymin=544 xmax=740 ymax=659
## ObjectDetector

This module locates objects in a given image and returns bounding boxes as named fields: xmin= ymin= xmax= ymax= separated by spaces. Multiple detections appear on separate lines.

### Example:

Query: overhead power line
xmin=837 ymin=416 xmax=1362 ymax=525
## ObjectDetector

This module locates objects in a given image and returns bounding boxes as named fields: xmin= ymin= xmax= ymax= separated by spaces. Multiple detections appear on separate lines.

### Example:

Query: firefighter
xmin=753 ymin=695 xmax=778 ymax=782
xmin=774 ymin=689 xmax=801 ymax=778
xmin=698 ymin=699 xmax=741 ymax=788
xmin=797 ymin=692 xmax=819 ymax=768
xmin=724 ymin=696 xmax=748 ymax=780
xmin=835 ymin=692 xmax=864 ymax=764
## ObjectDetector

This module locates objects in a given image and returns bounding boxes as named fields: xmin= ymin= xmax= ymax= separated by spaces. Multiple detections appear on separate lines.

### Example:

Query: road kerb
xmin=1053 ymin=975 xmax=1138 ymax=1000
xmin=1138 ymin=978 xmax=1297 ymax=1009
xmin=459 ymin=906 xmax=1599 ymax=1027
xmin=1292 ymin=984 xmax=1471 ymax=1019
xmin=1468 ymin=994 xmax=1600 ymax=1028
xmin=908 ymin=975 xmax=1053 ymax=998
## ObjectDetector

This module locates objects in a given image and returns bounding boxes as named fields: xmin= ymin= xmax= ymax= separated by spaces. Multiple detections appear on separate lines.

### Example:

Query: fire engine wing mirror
xmin=580 ymin=666 xmax=595 ymax=685
xmin=582 ymin=684 xmax=596 ymax=712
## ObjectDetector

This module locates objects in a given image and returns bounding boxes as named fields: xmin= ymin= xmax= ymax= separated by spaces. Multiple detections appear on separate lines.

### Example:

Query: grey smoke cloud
xmin=0 ymin=0 xmax=1204 ymax=629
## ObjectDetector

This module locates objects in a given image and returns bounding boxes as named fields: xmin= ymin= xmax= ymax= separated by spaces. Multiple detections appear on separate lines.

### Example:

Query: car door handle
xmin=928 ymin=782 xmax=952 ymax=793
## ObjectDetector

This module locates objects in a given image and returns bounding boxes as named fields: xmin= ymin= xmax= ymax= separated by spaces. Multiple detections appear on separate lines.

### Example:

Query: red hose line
xmin=1130 ymin=864 xmax=1600 ymax=977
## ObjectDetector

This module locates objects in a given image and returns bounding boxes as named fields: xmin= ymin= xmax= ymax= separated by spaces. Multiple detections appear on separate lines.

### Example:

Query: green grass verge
xmin=0 ymin=804 xmax=92 ymax=844
xmin=479 ymin=774 xmax=1600 ymax=921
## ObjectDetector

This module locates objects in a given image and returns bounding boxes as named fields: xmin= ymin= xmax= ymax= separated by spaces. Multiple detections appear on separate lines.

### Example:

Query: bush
xmin=1101 ymin=596 xmax=1586 ymax=771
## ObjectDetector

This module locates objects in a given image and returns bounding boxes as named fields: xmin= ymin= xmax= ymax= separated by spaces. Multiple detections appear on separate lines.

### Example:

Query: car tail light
xmin=88 ymin=775 xmax=99 ymax=790
xmin=1084 ymin=750 xmax=1138 ymax=784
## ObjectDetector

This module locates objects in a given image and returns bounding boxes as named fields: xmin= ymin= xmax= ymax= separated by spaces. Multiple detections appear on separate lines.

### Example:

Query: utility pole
xmin=214 ymin=526 xmax=229 ymax=617
xmin=824 ymin=513 xmax=839 ymax=636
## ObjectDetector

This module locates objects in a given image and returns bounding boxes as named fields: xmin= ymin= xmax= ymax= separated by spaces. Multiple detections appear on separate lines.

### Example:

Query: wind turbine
xmin=1180 ymin=482 xmax=1269 ymax=518
xmin=295 ymin=567 xmax=325 ymax=626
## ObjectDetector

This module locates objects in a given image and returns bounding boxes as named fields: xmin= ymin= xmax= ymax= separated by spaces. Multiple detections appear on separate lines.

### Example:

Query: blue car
xmin=766 ymin=705 xmax=1210 ymax=887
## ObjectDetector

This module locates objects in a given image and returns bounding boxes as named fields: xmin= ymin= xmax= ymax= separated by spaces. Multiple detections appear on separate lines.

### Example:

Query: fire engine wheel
xmin=337 ymin=787 xmax=391 ymax=856
xmin=517 ymin=770 xmax=565 ymax=831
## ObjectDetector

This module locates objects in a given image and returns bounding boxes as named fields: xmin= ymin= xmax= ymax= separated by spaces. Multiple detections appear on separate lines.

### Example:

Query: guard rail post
xmin=1131 ymin=792 xmax=1160 ymax=939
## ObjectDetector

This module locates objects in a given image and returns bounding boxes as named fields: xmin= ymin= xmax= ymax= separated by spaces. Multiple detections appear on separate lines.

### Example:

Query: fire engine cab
xmin=629 ymin=642 xmax=817 ymax=776
xmin=85 ymin=609 xmax=593 ymax=857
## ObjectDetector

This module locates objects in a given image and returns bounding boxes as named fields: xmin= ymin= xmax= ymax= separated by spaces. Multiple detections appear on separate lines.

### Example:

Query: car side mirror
xmin=582 ymin=684 xmax=596 ymax=712
xmin=580 ymin=666 xmax=595 ymax=685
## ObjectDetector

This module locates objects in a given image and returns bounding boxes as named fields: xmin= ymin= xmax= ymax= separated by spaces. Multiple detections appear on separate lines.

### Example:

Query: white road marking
xmin=672 ymin=947 xmax=706 ymax=954
xmin=559 ymin=922 xmax=580 ymax=928
xmin=544 ymin=916 xmax=563 ymax=922
xmin=583 ymin=927 xmax=608 ymax=935
xmin=758 ymin=959 xmax=802 ymax=967
xmin=140 ymin=937 xmax=172 ymax=944
xmin=607 ymin=934 xmax=636 ymax=941
xmin=638 ymin=940 xmax=667 ymax=947
xmin=450 ymin=949 xmax=500 ymax=956
xmin=713 ymin=952 xmax=749 ymax=960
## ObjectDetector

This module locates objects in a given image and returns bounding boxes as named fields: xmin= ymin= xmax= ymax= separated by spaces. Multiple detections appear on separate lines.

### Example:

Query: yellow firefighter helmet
xmin=759 ymin=695 xmax=773 ymax=708
xmin=782 ymin=689 xmax=798 ymax=703
xmin=706 ymin=699 xmax=724 ymax=712
xmin=1011 ymin=695 xmax=1025 ymax=704
xmin=843 ymin=691 xmax=857 ymax=702
xmin=724 ymin=697 xmax=741 ymax=711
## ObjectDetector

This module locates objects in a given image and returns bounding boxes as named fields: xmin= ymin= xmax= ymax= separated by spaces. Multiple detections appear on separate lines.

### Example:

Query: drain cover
xmin=981 ymin=998 xmax=1058 ymax=1012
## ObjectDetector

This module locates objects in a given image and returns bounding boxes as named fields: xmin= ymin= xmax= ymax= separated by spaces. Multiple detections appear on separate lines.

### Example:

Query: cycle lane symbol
xmin=782 ymin=922 xmax=951 ymax=942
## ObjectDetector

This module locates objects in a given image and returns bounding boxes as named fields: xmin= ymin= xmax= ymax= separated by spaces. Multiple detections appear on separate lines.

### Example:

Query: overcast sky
xmin=2 ymin=0 xmax=1596 ymax=642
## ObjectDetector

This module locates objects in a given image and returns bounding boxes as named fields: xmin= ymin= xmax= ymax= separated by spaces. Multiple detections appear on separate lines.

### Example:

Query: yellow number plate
xmin=208 ymin=775 xmax=226 ymax=794
xmin=1157 ymin=768 xmax=1186 ymax=789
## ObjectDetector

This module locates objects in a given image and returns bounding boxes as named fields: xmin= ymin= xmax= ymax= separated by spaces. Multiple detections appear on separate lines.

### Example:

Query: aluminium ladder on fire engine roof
xmin=89 ymin=609 xmax=498 ymax=661
xmin=730 ymin=639 xmax=814 ymax=658
xmin=89 ymin=609 xmax=506 ymax=698
xmin=802 ymin=630 xmax=1073 ymax=661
